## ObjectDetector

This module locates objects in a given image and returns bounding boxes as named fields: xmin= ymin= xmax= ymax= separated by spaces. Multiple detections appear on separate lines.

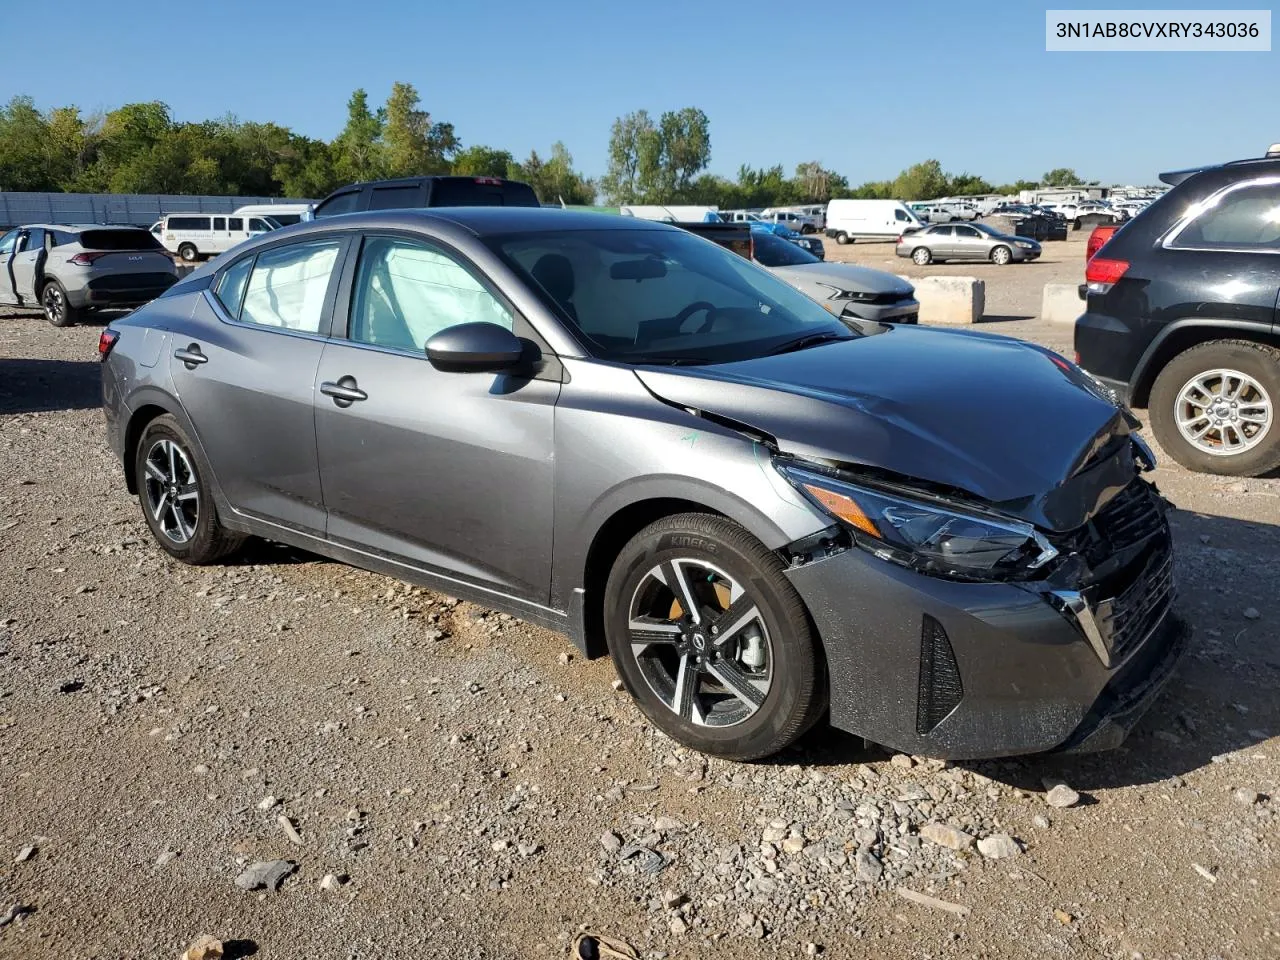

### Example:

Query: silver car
xmin=0 ymin=224 xmax=177 ymax=326
xmin=100 ymin=208 xmax=1183 ymax=763
xmin=896 ymin=222 xmax=1041 ymax=266
xmin=751 ymin=231 xmax=918 ymax=323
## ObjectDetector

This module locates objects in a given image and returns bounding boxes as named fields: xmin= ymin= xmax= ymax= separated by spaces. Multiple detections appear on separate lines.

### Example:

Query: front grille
xmin=1096 ymin=543 xmax=1175 ymax=661
xmin=1054 ymin=479 xmax=1166 ymax=566
xmin=87 ymin=272 xmax=176 ymax=292
xmin=1051 ymin=479 xmax=1175 ymax=667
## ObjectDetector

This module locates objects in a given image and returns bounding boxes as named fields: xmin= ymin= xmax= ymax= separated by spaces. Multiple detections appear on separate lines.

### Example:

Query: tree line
xmin=0 ymin=88 xmax=1094 ymax=206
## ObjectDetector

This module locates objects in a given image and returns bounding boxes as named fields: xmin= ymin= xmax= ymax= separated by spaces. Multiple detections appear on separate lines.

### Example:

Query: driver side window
xmin=349 ymin=236 xmax=513 ymax=353
xmin=0 ymin=230 xmax=17 ymax=255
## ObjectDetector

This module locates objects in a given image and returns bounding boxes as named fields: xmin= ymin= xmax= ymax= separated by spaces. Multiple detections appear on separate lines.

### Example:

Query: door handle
xmin=320 ymin=376 xmax=368 ymax=408
xmin=174 ymin=344 xmax=208 ymax=368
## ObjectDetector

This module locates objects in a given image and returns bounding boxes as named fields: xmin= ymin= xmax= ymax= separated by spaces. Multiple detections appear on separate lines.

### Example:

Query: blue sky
xmin=3 ymin=0 xmax=1276 ymax=185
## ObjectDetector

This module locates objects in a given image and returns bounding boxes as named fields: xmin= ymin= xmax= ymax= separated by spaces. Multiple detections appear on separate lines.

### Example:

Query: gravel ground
xmin=1 ymin=288 xmax=1277 ymax=959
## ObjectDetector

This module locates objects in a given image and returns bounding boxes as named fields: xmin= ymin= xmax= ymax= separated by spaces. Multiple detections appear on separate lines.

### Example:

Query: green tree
xmin=332 ymin=88 xmax=385 ymax=184
xmin=792 ymin=161 xmax=848 ymax=203
xmin=382 ymin=81 xmax=456 ymax=177
xmin=657 ymin=107 xmax=711 ymax=199
xmin=945 ymin=172 xmax=994 ymax=196
xmin=513 ymin=142 xmax=594 ymax=204
xmin=600 ymin=110 xmax=663 ymax=203
xmin=0 ymin=96 xmax=54 ymax=190
xmin=891 ymin=159 xmax=948 ymax=200
xmin=1042 ymin=167 xmax=1081 ymax=187
xmin=452 ymin=144 xmax=516 ymax=178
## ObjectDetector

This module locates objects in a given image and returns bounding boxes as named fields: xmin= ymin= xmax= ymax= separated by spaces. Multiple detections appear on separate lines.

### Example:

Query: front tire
xmin=911 ymin=247 xmax=932 ymax=265
xmin=41 ymin=281 xmax=81 ymax=327
xmin=603 ymin=514 xmax=826 ymax=761
xmin=990 ymin=245 xmax=1012 ymax=265
xmin=1148 ymin=340 xmax=1280 ymax=477
xmin=835 ymin=232 xmax=850 ymax=245
xmin=134 ymin=415 xmax=244 ymax=564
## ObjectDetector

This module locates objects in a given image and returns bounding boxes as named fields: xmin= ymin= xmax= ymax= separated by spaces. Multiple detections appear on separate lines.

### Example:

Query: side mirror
xmin=425 ymin=322 xmax=524 ymax=373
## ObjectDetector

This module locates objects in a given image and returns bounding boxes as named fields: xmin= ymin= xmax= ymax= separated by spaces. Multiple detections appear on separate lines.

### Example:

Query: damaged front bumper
xmin=784 ymin=480 xmax=1186 ymax=760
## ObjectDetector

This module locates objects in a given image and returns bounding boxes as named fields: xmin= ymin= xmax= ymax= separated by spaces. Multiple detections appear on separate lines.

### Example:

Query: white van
xmin=824 ymin=200 xmax=924 ymax=243
xmin=153 ymin=213 xmax=280 ymax=261
xmin=233 ymin=203 xmax=313 ymax=227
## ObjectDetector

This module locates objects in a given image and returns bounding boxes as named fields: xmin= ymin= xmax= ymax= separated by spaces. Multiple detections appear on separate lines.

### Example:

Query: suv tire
xmin=603 ymin=513 xmax=827 ymax=761
xmin=41 ymin=279 xmax=81 ymax=327
xmin=1149 ymin=339 xmax=1280 ymax=477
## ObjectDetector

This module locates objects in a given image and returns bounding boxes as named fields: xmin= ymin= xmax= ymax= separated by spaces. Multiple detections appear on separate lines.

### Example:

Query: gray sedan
xmin=751 ymin=231 xmax=917 ymax=323
xmin=100 ymin=208 xmax=1181 ymax=762
xmin=896 ymin=222 xmax=1041 ymax=266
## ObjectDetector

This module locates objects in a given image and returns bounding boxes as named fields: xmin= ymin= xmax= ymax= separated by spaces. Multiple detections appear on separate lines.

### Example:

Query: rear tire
xmin=835 ymin=232 xmax=850 ymax=245
xmin=603 ymin=513 xmax=826 ymax=761
xmin=178 ymin=243 xmax=199 ymax=262
xmin=134 ymin=414 xmax=245 ymax=564
xmin=911 ymin=247 xmax=932 ymax=265
xmin=41 ymin=280 xmax=81 ymax=327
xmin=1148 ymin=340 xmax=1280 ymax=477
xmin=991 ymin=245 xmax=1012 ymax=265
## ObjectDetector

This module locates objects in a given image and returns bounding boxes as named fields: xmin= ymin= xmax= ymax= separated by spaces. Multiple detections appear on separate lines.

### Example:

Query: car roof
xmin=286 ymin=207 xmax=676 ymax=237
xmin=1161 ymin=155 xmax=1280 ymax=186
xmin=11 ymin=223 xmax=142 ymax=232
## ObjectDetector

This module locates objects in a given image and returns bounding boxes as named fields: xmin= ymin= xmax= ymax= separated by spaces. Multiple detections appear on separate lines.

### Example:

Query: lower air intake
xmin=917 ymin=615 xmax=963 ymax=734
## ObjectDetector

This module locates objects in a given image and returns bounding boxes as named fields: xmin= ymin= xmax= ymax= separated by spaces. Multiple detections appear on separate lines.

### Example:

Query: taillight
xmin=473 ymin=177 xmax=502 ymax=185
xmin=98 ymin=329 xmax=119 ymax=359
xmin=69 ymin=251 xmax=109 ymax=266
xmin=1086 ymin=225 xmax=1118 ymax=261
xmin=895 ymin=235 xmax=903 ymax=244
xmin=1085 ymin=257 xmax=1129 ymax=294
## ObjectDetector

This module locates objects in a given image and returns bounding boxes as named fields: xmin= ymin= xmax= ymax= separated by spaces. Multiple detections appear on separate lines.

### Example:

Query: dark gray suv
xmin=100 ymin=209 xmax=1185 ymax=761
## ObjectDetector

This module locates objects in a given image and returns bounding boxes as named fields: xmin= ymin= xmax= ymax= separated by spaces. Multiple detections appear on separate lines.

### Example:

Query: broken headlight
xmin=779 ymin=464 xmax=1057 ymax=581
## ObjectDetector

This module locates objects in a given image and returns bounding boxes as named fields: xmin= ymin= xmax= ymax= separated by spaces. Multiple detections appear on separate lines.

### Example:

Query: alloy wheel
xmin=626 ymin=558 xmax=772 ymax=728
xmin=912 ymin=248 xmax=931 ymax=265
xmin=1175 ymin=368 xmax=1272 ymax=456
xmin=42 ymin=286 xmax=64 ymax=324
xmin=992 ymin=246 xmax=1011 ymax=265
xmin=143 ymin=438 xmax=200 ymax=543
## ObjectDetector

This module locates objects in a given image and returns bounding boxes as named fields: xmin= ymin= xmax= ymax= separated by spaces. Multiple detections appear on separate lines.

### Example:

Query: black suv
xmin=311 ymin=175 xmax=540 ymax=218
xmin=1076 ymin=147 xmax=1280 ymax=477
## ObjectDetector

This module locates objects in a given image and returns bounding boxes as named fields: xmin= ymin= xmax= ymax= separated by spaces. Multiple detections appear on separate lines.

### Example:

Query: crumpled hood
xmin=769 ymin=262 xmax=915 ymax=297
xmin=635 ymin=325 xmax=1141 ymax=531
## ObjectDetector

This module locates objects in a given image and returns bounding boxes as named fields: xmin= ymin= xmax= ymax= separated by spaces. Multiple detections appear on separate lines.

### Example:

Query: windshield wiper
xmin=766 ymin=332 xmax=854 ymax=356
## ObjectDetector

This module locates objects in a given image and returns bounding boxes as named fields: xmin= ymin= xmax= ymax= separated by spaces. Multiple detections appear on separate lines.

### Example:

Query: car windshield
xmin=489 ymin=228 xmax=852 ymax=364
xmin=751 ymin=232 xmax=820 ymax=267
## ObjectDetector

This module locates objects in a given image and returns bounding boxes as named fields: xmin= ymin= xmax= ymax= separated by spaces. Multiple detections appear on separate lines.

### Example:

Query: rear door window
xmin=213 ymin=217 xmax=227 ymax=231
xmin=1172 ymin=181 xmax=1280 ymax=250
xmin=430 ymin=178 xmax=540 ymax=207
xmin=313 ymin=191 xmax=360 ymax=218
xmin=368 ymin=185 xmax=422 ymax=210
xmin=240 ymin=239 xmax=343 ymax=333
xmin=228 ymin=217 xmax=244 ymax=231
xmin=214 ymin=256 xmax=255 ymax=318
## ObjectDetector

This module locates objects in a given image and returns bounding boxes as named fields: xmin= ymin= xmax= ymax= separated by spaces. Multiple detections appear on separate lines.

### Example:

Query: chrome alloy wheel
xmin=143 ymin=438 xmax=200 ymax=543
xmin=1175 ymin=368 xmax=1272 ymax=457
xmin=626 ymin=558 xmax=772 ymax=728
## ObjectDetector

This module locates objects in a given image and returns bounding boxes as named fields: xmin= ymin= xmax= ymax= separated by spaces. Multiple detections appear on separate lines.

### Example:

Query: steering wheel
xmin=674 ymin=301 xmax=718 ymax=334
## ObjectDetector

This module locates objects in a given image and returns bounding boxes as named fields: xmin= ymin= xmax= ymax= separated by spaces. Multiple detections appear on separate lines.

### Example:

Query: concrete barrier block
xmin=898 ymin=275 xmax=985 ymax=325
xmin=1042 ymin=282 xmax=1084 ymax=324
